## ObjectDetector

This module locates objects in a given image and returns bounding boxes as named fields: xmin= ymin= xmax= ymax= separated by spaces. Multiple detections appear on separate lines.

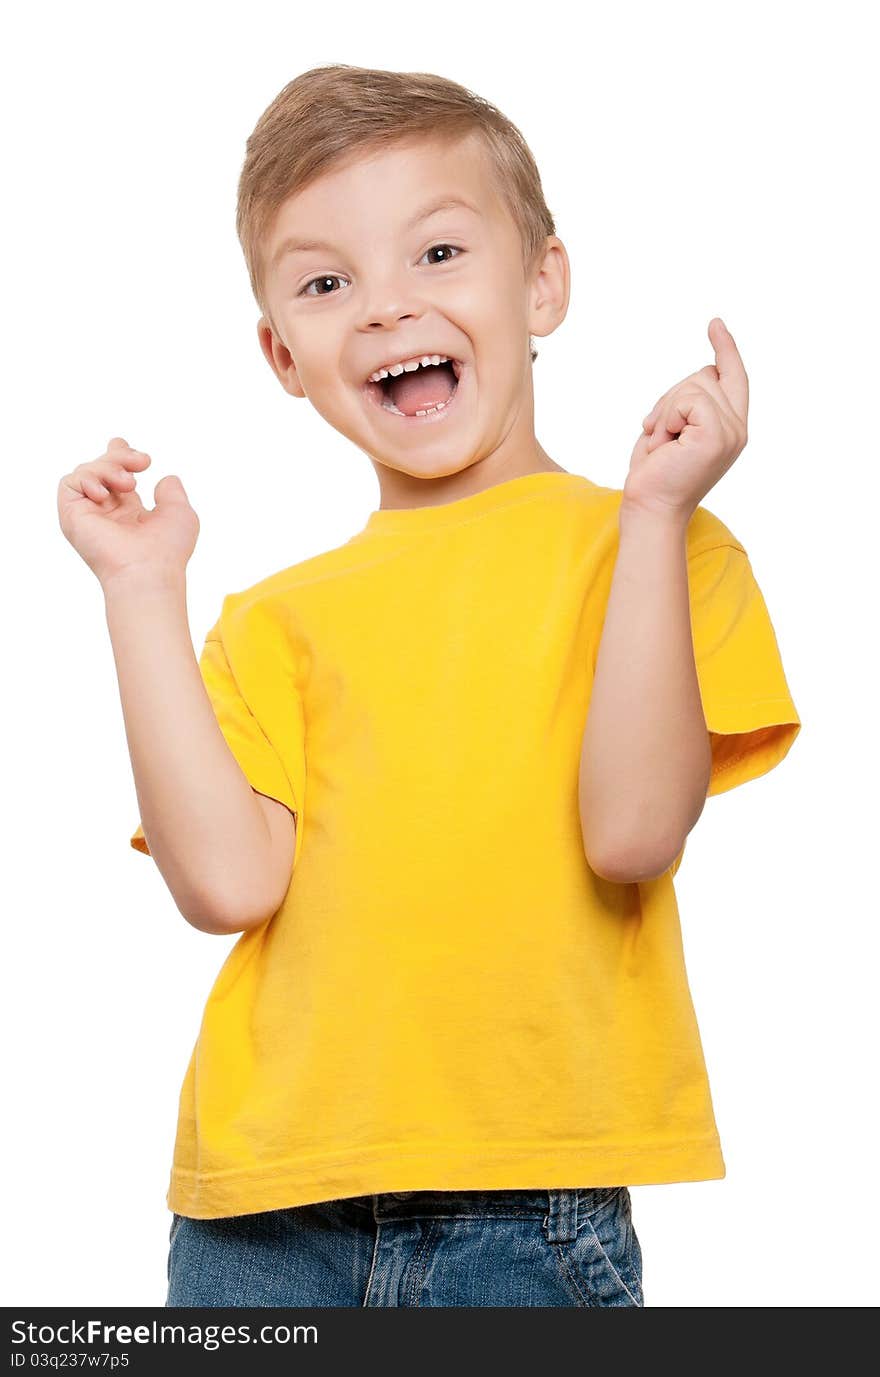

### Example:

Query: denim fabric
xmin=167 ymin=1186 xmax=643 ymax=1307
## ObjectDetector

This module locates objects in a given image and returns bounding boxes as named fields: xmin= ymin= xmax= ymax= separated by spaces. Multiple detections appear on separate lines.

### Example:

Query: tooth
xmin=370 ymin=352 xmax=453 ymax=384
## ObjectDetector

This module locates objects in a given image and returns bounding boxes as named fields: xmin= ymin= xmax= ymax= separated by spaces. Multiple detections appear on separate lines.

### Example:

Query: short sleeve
xmin=129 ymin=604 xmax=305 ymax=857
xmin=687 ymin=540 xmax=801 ymax=800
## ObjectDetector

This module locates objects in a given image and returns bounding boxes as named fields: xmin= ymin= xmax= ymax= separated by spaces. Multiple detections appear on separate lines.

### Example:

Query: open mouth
xmin=362 ymin=357 xmax=465 ymax=424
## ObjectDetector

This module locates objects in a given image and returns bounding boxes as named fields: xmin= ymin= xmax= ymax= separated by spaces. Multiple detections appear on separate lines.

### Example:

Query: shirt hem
xmin=167 ymin=1137 xmax=726 ymax=1218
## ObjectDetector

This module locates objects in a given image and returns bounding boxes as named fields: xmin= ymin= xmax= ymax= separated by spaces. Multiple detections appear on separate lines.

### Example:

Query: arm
xmin=578 ymin=501 xmax=712 ymax=884
xmin=104 ymin=570 xmax=294 ymax=934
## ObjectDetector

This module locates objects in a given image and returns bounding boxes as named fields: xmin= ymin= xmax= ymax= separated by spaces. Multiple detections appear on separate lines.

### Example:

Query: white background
xmin=3 ymin=0 xmax=877 ymax=1308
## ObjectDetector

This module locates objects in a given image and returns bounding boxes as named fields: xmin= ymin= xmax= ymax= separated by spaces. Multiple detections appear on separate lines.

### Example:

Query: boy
xmin=58 ymin=64 xmax=801 ymax=1307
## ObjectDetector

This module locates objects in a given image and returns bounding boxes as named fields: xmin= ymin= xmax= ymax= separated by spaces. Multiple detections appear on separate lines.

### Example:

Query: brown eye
xmin=422 ymin=244 xmax=462 ymax=265
xmin=300 ymin=274 xmax=348 ymax=298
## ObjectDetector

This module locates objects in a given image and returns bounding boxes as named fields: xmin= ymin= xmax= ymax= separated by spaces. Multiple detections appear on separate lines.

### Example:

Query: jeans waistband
xmin=366 ymin=1186 xmax=625 ymax=1241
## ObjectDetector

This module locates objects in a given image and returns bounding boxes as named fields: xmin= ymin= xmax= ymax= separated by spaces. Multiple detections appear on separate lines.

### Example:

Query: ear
xmin=257 ymin=316 xmax=306 ymax=399
xmin=528 ymin=236 xmax=570 ymax=344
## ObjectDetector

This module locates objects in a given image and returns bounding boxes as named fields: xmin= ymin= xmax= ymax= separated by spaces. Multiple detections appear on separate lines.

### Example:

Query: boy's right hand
xmin=57 ymin=438 xmax=200 ymax=589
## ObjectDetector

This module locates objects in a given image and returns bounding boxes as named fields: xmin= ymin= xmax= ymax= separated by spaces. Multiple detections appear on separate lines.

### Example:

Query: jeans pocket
xmin=554 ymin=1187 xmax=644 ymax=1307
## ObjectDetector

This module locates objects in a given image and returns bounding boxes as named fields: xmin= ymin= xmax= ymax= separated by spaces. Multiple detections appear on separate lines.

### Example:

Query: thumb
xmin=154 ymin=474 xmax=190 ymax=504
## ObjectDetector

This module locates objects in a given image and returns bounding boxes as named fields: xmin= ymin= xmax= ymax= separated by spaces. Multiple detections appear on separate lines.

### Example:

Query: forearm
xmin=103 ymin=571 xmax=277 ymax=933
xmin=578 ymin=502 xmax=712 ymax=882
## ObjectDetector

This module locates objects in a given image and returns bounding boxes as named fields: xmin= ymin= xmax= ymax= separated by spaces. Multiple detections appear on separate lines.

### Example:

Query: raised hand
xmin=623 ymin=318 xmax=750 ymax=521
xmin=57 ymin=437 xmax=200 ymax=588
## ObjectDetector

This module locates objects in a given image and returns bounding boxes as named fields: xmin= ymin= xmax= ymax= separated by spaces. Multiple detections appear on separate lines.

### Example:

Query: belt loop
xmin=544 ymin=1189 xmax=578 ymax=1243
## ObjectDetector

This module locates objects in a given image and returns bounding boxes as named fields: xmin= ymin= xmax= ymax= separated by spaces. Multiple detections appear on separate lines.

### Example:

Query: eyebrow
xmin=270 ymin=196 xmax=481 ymax=270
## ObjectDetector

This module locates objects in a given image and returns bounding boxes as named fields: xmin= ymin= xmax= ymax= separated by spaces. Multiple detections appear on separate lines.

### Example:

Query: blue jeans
xmin=167 ymin=1186 xmax=643 ymax=1307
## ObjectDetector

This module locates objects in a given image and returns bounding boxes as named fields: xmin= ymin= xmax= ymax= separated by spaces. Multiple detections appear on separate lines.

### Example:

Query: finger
xmin=708 ymin=318 xmax=749 ymax=418
xmin=106 ymin=437 xmax=151 ymax=463
xmin=98 ymin=467 xmax=136 ymax=490
xmin=642 ymin=322 xmax=747 ymax=432
xmin=75 ymin=460 xmax=136 ymax=494
xmin=93 ymin=458 xmax=138 ymax=485
xmin=81 ymin=473 xmax=112 ymax=501
xmin=646 ymin=392 xmax=704 ymax=452
xmin=647 ymin=382 xmax=694 ymax=435
xmin=643 ymin=375 xmax=703 ymax=432
xmin=643 ymin=391 xmax=670 ymax=432
xmin=645 ymin=413 xmax=686 ymax=452
xmin=645 ymin=374 xmax=734 ymax=439
xmin=103 ymin=448 xmax=151 ymax=475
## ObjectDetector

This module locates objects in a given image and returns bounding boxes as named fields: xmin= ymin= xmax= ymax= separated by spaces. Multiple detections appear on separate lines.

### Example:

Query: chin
xmin=375 ymin=455 xmax=485 ymax=482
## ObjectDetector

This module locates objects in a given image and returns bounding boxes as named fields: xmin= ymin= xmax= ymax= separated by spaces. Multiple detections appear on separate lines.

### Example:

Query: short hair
xmin=236 ymin=64 xmax=556 ymax=363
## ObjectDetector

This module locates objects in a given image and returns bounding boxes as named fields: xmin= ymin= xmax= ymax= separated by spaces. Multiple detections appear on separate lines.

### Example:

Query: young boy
xmin=59 ymin=64 xmax=801 ymax=1308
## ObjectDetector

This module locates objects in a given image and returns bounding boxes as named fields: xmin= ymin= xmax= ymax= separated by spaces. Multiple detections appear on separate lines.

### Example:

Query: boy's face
xmin=257 ymin=131 xmax=569 ymax=495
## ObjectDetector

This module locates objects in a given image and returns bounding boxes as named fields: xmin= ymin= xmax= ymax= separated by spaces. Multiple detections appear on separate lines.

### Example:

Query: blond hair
xmin=236 ymin=64 xmax=556 ymax=362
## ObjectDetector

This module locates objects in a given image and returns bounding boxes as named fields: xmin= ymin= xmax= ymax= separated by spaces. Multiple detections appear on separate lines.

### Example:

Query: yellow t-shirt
xmin=130 ymin=470 xmax=801 ymax=1218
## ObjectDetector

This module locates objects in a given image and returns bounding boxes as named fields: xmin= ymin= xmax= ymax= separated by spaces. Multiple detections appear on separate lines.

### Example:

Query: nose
xmin=362 ymin=306 xmax=417 ymax=331
xmin=354 ymin=253 xmax=434 ymax=331
xmin=357 ymin=281 xmax=422 ymax=333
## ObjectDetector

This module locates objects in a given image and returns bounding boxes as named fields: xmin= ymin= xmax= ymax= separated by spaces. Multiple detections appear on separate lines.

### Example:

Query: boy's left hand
xmin=623 ymin=318 xmax=749 ymax=522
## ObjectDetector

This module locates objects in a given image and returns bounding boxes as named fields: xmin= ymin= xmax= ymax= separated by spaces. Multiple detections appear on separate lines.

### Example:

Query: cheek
xmin=300 ymin=351 xmax=348 ymax=401
xmin=451 ymin=270 xmax=527 ymax=346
